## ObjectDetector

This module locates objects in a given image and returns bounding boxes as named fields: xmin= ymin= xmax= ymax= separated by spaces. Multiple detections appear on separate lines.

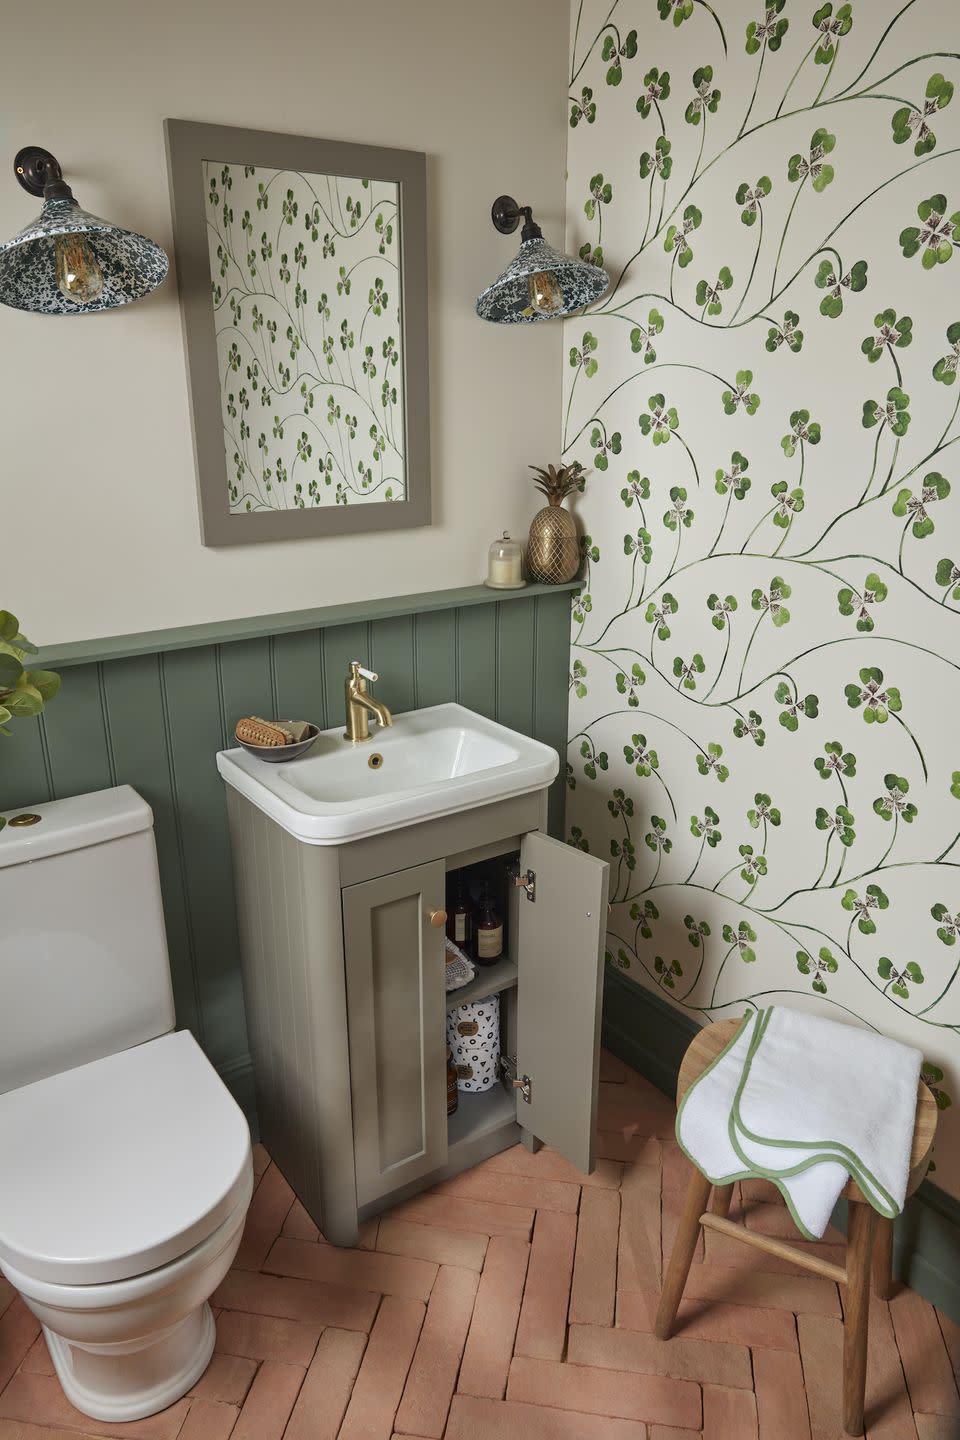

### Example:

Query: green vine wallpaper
xmin=563 ymin=0 xmax=960 ymax=1194
xmin=203 ymin=163 xmax=404 ymax=512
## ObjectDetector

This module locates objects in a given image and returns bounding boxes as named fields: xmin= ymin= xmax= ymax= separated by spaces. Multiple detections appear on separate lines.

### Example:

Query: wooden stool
xmin=655 ymin=1018 xmax=937 ymax=1437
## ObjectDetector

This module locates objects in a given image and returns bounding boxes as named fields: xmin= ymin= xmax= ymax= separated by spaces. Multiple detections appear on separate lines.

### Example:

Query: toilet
xmin=0 ymin=786 xmax=253 ymax=1423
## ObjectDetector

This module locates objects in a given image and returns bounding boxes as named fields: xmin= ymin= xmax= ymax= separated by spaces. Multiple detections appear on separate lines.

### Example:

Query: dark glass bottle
xmin=446 ymin=874 xmax=474 ymax=952
xmin=474 ymin=884 xmax=503 ymax=965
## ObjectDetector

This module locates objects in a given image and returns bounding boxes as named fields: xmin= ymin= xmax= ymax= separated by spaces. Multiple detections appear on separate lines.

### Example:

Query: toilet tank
xmin=0 ymin=786 xmax=176 ymax=1094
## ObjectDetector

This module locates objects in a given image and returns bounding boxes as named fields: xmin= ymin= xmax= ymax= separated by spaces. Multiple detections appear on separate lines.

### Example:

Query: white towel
xmin=677 ymin=1007 xmax=922 ymax=1239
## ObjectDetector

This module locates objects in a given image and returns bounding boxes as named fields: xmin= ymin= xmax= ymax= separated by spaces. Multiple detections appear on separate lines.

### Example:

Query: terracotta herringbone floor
xmin=2 ymin=1053 xmax=959 ymax=1439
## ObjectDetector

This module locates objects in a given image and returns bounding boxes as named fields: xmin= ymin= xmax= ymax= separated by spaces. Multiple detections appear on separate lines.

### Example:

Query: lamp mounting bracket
xmin=14 ymin=146 xmax=71 ymax=199
xmin=490 ymin=195 xmax=542 ymax=243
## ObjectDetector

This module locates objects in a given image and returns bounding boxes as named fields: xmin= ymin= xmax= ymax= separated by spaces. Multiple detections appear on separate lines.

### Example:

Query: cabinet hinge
xmin=509 ymin=865 xmax=536 ymax=902
xmin=499 ymin=1053 xmax=531 ymax=1104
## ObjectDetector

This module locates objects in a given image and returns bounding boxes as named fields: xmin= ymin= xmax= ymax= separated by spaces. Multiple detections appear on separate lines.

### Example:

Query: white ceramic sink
xmin=216 ymin=703 xmax=559 ymax=844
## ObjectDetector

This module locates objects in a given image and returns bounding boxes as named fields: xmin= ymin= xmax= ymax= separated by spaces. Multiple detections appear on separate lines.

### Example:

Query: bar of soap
xmin=274 ymin=719 xmax=311 ymax=743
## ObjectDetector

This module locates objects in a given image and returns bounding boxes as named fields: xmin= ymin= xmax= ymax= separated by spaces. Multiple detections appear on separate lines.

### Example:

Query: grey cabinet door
xmin=343 ymin=859 xmax=448 ymax=1204
xmin=515 ymin=831 xmax=609 ymax=1175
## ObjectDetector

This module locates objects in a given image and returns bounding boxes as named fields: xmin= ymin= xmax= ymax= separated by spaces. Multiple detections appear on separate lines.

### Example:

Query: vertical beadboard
xmin=0 ymin=591 xmax=572 ymax=1115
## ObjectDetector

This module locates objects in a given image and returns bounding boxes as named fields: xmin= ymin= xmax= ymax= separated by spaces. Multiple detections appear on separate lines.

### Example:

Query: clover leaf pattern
xmin=561 ymin=0 xmax=960 ymax=1197
xmin=203 ymin=163 xmax=402 ymax=511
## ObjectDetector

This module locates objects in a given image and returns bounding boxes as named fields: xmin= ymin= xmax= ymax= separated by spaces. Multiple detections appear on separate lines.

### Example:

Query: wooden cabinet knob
xmin=428 ymin=909 xmax=447 ymax=929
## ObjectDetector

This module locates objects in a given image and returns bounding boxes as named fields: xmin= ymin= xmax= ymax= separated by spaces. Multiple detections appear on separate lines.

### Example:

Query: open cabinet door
xmin=514 ymin=831 xmax=609 ymax=1174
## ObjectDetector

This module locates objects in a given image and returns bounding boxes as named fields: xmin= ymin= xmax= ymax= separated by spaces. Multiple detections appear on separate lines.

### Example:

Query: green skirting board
xmin=602 ymin=963 xmax=960 ymax=1325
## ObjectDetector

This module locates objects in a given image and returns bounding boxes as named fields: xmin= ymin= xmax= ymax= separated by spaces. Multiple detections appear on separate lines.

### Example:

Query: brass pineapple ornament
xmin=526 ymin=463 xmax=582 ymax=584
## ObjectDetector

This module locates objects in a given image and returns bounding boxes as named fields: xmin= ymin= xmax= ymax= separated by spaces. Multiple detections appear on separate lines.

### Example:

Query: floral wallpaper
xmin=203 ymin=163 xmax=404 ymax=511
xmin=563 ymin=0 xmax=960 ymax=1194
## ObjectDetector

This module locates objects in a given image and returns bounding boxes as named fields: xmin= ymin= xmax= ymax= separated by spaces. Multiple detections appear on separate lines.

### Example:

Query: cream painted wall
xmin=1 ymin=0 xmax=567 ymax=644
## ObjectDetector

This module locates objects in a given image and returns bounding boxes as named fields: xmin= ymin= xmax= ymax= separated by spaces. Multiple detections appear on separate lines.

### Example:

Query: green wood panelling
xmin=371 ymin=615 xmax=416 ymax=715
xmin=496 ymin=599 xmax=536 ymax=737
xmin=0 ymin=590 xmax=572 ymax=1109
xmin=456 ymin=605 xmax=497 ymax=720
xmin=413 ymin=610 xmax=456 ymax=709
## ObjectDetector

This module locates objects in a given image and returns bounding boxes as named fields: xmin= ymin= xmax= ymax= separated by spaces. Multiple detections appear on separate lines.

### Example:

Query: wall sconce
xmin=0 ymin=147 xmax=168 ymax=314
xmin=475 ymin=195 xmax=609 ymax=323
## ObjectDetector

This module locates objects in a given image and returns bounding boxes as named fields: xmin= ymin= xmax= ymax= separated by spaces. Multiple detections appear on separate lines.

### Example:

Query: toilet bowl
xmin=0 ymin=1028 xmax=253 ymax=1422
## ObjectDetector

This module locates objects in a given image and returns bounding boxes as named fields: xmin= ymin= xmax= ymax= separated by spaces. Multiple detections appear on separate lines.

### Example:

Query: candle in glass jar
xmin=485 ymin=532 xmax=525 ymax=589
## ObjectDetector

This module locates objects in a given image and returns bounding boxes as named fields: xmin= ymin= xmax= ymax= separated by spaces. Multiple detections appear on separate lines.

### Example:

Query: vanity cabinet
xmin=225 ymin=786 xmax=608 ymax=1247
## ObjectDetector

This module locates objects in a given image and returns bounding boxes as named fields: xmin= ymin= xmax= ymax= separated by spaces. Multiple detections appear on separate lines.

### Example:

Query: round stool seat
xmin=676 ymin=1017 xmax=937 ymax=1204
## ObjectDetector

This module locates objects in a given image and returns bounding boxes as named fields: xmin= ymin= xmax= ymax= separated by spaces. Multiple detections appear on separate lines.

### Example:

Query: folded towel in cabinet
xmin=677 ymin=1006 xmax=922 ymax=1239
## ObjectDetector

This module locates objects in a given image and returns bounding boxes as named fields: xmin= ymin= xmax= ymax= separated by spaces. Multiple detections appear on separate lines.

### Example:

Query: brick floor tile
xmin=281 ymin=1199 xmax=321 ymax=1242
xmin=458 ymin=1235 xmax=530 ymax=1399
xmin=252 ymin=1143 xmax=270 ymax=1183
xmin=339 ymin=1295 xmax=425 ymax=1440
xmin=188 ymin=1352 xmax=258 ymax=1405
xmin=178 ymin=1398 xmax=240 ymax=1440
xmin=231 ymin=1360 xmax=304 ymax=1440
xmin=597 ymin=1132 xmax=662 ymax=1165
xmin=798 ymin=1313 xmax=843 ymax=1440
xmin=18 ymin=1334 xmax=54 ymax=1375
xmin=685 ymin=1260 xmax=841 ymax=1316
xmin=395 ymin=1265 xmax=480 ymax=1437
xmin=377 ymin=1217 xmax=488 ymax=1272
xmin=570 ymin=1187 xmax=620 ymax=1327
xmin=446 ymin=1393 xmax=649 ymax=1439
xmin=703 ymin=1383 xmax=759 ymax=1439
xmin=753 ymin=1346 xmax=812 ymax=1440
xmin=568 ymin=1322 xmax=753 ymax=1388
xmin=600 ymin=1050 xmax=629 ymax=1083
xmin=0 ymin=1277 xmax=13 ymax=1320
xmin=914 ymin=1416 xmax=960 ymax=1439
xmin=890 ymin=1286 xmax=960 ymax=1416
xmin=597 ymin=1081 xmax=678 ymax=1138
xmin=616 ymin=1288 xmax=798 ymax=1351
xmin=480 ymin=1144 xmax=622 ymax=1190
xmin=507 ymin=1355 xmax=701 ymax=1429
xmin=213 ymin=1267 xmax=379 ymax=1331
xmin=233 ymin=1163 xmax=296 ymax=1270
xmin=865 ymin=1295 xmax=918 ymax=1440
xmin=0 ymin=1298 xmax=40 ymax=1393
xmin=263 ymin=1234 xmax=438 ymax=1301
xmin=514 ymin=1210 xmax=577 ymax=1361
xmin=430 ymin=1169 xmax=580 ymax=1214
xmin=0 ymin=1427 xmax=148 ymax=1440
xmin=390 ymin=1193 xmax=534 ymax=1239
xmin=285 ymin=1327 xmax=367 ymax=1440
xmin=618 ymin=1157 xmax=662 ymax=1292
xmin=937 ymin=1309 xmax=960 ymax=1383
xmin=0 ymin=1371 xmax=190 ymax=1437
xmin=214 ymin=1309 xmax=321 ymax=1366
xmin=648 ymin=1429 xmax=703 ymax=1440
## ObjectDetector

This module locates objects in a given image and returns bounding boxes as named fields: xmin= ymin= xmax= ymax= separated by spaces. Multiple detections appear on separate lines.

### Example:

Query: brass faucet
xmin=343 ymin=660 xmax=393 ymax=743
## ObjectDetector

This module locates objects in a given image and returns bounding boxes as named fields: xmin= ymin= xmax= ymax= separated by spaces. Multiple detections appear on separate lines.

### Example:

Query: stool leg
xmin=843 ymin=1202 xmax=878 ymax=1436
xmin=655 ymin=1165 xmax=712 ymax=1340
xmin=711 ymin=1183 xmax=735 ymax=1219
xmin=872 ymin=1216 xmax=894 ymax=1301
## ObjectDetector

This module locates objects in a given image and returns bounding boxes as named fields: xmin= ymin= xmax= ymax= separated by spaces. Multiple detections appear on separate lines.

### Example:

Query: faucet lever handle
xmin=350 ymin=660 xmax=379 ymax=683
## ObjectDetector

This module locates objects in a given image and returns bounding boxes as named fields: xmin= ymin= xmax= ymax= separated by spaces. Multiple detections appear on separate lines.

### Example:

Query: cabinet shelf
xmin=447 ymin=1083 xmax=517 ymax=1152
xmin=445 ymin=957 xmax=518 ymax=1011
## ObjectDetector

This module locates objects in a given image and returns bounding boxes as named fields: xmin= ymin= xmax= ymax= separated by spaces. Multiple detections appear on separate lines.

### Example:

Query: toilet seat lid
xmin=0 ymin=1030 xmax=252 ymax=1286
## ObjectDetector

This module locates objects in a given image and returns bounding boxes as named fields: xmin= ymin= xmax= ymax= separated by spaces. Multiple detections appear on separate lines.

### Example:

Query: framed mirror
xmin=164 ymin=120 xmax=430 ymax=545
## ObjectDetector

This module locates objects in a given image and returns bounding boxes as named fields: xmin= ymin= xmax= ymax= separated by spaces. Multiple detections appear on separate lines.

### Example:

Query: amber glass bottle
xmin=474 ymin=884 xmax=503 ymax=965
xmin=446 ymin=874 xmax=474 ymax=952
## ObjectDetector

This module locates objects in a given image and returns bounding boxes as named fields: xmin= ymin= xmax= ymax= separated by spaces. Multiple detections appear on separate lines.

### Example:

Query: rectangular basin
xmin=216 ymin=703 xmax=559 ymax=844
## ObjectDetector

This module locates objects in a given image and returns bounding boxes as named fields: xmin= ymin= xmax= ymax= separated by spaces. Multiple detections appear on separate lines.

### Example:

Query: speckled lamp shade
xmin=0 ymin=148 xmax=168 ymax=314
xmin=476 ymin=235 xmax=609 ymax=324
xmin=475 ymin=195 xmax=609 ymax=324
